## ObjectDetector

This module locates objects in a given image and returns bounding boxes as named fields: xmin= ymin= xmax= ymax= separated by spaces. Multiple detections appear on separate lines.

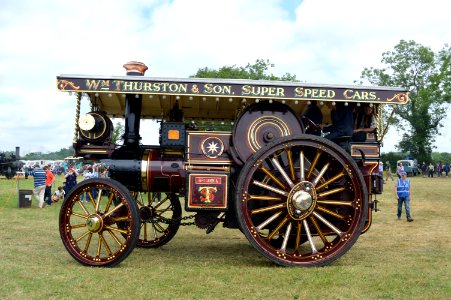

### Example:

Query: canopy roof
xmin=57 ymin=74 xmax=408 ymax=121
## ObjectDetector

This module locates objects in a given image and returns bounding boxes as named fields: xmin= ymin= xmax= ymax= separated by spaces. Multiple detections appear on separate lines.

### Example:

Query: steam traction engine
xmin=57 ymin=62 xmax=408 ymax=267
xmin=0 ymin=147 xmax=22 ymax=179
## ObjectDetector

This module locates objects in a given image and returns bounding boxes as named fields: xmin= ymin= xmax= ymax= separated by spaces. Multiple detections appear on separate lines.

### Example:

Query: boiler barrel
xmin=104 ymin=149 xmax=185 ymax=193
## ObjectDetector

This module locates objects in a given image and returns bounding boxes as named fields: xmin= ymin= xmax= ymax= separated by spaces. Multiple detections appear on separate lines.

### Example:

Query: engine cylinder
xmin=105 ymin=148 xmax=185 ymax=193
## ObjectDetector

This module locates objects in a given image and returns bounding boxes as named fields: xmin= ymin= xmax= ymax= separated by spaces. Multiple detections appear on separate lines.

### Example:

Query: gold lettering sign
xmin=57 ymin=76 xmax=408 ymax=104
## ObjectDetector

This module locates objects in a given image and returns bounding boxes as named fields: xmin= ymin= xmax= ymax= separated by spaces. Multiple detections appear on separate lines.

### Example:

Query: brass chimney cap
xmin=123 ymin=61 xmax=148 ymax=76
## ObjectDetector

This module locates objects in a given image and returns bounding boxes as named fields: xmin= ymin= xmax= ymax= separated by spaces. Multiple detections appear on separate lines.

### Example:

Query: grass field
xmin=0 ymin=174 xmax=450 ymax=299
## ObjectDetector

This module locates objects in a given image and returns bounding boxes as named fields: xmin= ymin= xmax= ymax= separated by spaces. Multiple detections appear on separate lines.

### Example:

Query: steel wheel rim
xmin=59 ymin=178 xmax=139 ymax=267
xmin=135 ymin=192 xmax=181 ymax=248
xmin=236 ymin=135 xmax=367 ymax=267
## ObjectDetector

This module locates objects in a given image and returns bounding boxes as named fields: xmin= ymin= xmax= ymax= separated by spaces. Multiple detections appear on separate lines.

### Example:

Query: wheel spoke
xmin=295 ymin=221 xmax=302 ymax=254
xmin=99 ymin=233 xmax=113 ymax=256
xmin=271 ymin=157 xmax=294 ymax=188
xmin=249 ymin=195 xmax=283 ymax=201
xmin=96 ymin=236 xmax=102 ymax=257
xmin=71 ymin=212 xmax=89 ymax=219
xmin=71 ymin=223 xmax=87 ymax=229
xmin=256 ymin=211 xmax=283 ymax=231
xmin=83 ymin=232 xmax=93 ymax=252
xmin=104 ymin=225 xmax=128 ymax=235
xmin=303 ymin=219 xmax=318 ymax=254
xmin=315 ymin=171 xmax=346 ymax=190
xmin=106 ymin=229 xmax=123 ymax=247
xmin=86 ymin=191 xmax=95 ymax=207
xmin=299 ymin=151 xmax=305 ymax=181
xmin=316 ymin=205 xmax=346 ymax=220
xmin=153 ymin=196 xmax=169 ymax=210
xmin=104 ymin=193 xmax=114 ymax=213
xmin=260 ymin=166 xmax=286 ymax=189
xmin=142 ymin=223 xmax=148 ymax=241
xmin=252 ymin=180 xmax=288 ymax=196
xmin=78 ymin=200 xmax=89 ymax=215
xmin=151 ymin=192 xmax=160 ymax=204
xmin=280 ymin=222 xmax=292 ymax=254
xmin=76 ymin=230 xmax=90 ymax=242
xmin=153 ymin=222 xmax=166 ymax=233
xmin=268 ymin=215 xmax=290 ymax=240
xmin=306 ymin=151 xmax=321 ymax=180
xmin=155 ymin=205 xmax=173 ymax=215
xmin=103 ymin=202 xmax=124 ymax=217
xmin=286 ymin=149 xmax=296 ymax=181
xmin=309 ymin=216 xmax=328 ymax=245
xmin=136 ymin=192 xmax=145 ymax=207
xmin=317 ymin=187 xmax=346 ymax=198
xmin=250 ymin=203 xmax=285 ymax=215
xmin=109 ymin=216 xmax=130 ymax=222
xmin=95 ymin=188 xmax=103 ymax=211
xmin=312 ymin=162 xmax=329 ymax=187
xmin=312 ymin=211 xmax=343 ymax=236
xmin=317 ymin=199 xmax=354 ymax=207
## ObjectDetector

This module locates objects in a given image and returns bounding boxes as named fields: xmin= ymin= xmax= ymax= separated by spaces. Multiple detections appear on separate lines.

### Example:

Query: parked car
xmin=397 ymin=159 xmax=419 ymax=176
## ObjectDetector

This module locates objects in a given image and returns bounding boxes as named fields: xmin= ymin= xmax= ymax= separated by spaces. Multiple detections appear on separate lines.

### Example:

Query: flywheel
xmin=231 ymin=101 xmax=304 ymax=164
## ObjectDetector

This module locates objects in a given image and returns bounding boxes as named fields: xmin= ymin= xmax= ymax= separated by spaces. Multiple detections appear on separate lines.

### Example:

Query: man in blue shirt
xmin=32 ymin=164 xmax=47 ymax=208
xmin=395 ymin=171 xmax=414 ymax=222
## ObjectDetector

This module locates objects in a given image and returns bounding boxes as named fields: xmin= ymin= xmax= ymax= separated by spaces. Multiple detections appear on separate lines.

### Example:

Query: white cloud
xmin=0 ymin=0 xmax=450 ymax=154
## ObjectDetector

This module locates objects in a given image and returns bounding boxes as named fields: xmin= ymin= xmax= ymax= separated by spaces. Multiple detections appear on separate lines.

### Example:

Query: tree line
xmin=382 ymin=152 xmax=451 ymax=171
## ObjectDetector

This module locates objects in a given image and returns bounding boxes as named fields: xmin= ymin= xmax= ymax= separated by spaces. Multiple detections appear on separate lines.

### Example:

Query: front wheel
xmin=59 ymin=178 xmax=139 ymax=267
xmin=236 ymin=135 xmax=368 ymax=267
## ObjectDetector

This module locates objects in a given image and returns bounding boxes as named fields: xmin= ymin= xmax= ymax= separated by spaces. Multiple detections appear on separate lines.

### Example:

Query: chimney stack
xmin=123 ymin=61 xmax=148 ymax=76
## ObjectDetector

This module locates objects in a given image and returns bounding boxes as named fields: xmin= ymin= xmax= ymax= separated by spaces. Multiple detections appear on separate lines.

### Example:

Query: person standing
xmin=32 ymin=164 xmax=47 ymax=208
xmin=437 ymin=161 xmax=442 ymax=177
xmin=395 ymin=171 xmax=414 ymax=222
xmin=396 ymin=162 xmax=404 ymax=178
xmin=421 ymin=162 xmax=427 ymax=177
xmin=64 ymin=167 xmax=78 ymax=196
xmin=428 ymin=162 xmax=435 ymax=178
xmin=43 ymin=166 xmax=55 ymax=206
xmin=444 ymin=163 xmax=450 ymax=177
xmin=80 ymin=166 xmax=93 ymax=202
xmin=385 ymin=161 xmax=394 ymax=182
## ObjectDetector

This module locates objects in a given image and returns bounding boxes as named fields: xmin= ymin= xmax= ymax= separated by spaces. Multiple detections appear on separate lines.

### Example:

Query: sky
xmin=0 ymin=0 xmax=450 ymax=155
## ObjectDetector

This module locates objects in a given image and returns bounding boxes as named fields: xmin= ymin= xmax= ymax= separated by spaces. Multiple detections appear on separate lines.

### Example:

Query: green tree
xmin=431 ymin=152 xmax=451 ymax=164
xmin=360 ymin=40 xmax=451 ymax=163
xmin=23 ymin=147 xmax=74 ymax=160
xmin=111 ymin=121 xmax=125 ymax=145
xmin=191 ymin=59 xmax=297 ymax=130
xmin=191 ymin=59 xmax=297 ymax=81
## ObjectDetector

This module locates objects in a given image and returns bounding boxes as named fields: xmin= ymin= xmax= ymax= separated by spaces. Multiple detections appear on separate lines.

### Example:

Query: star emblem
xmin=201 ymin=137 xmax=224 ymax=158
xmin=207 ymin=141 xmax=219 ymax=154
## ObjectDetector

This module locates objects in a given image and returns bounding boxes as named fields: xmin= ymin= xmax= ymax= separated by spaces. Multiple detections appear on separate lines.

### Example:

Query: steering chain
xmin=141 ymin=214 xmax=196 ymax=227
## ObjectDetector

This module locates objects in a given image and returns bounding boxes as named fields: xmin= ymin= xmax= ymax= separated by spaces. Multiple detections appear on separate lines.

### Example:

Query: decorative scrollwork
xmin=386 ymin=93 xmax=408 ymax=103
xmin=58 ymin=80 xmax=80 ymax=90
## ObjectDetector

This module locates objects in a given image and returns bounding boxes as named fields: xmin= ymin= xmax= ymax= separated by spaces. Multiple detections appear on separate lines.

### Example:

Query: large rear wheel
xmin=59 ymin=178 xmax=139 ymax=267
xmin=236 ymin=135 xmax=368 ymax=267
